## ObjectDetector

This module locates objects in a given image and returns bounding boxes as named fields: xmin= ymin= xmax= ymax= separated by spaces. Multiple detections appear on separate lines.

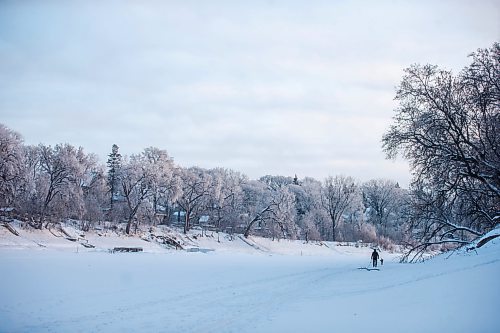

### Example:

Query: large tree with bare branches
xmin=382 ymin=43 xmax=499 ymax=260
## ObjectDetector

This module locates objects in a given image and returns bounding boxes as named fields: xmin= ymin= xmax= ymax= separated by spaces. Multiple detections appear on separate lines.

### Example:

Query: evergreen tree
xmin=106 ymin=144 xmax=122 ymax=213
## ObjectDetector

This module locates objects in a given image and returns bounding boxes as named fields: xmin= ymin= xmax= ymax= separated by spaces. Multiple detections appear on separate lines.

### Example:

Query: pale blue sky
xmin=1 ymin=0 xmax=499 ymax=187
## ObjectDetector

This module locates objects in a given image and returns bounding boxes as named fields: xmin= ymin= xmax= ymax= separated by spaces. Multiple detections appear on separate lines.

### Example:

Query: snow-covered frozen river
xmin=1 ymin=244 xmax=499 ymax=333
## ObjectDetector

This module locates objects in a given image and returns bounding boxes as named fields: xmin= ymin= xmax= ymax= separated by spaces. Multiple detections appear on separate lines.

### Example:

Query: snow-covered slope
xmin=0 ymin=224 xmax=499 ymax=333
xmin=0 ymin=222 xmax=382 ymax=257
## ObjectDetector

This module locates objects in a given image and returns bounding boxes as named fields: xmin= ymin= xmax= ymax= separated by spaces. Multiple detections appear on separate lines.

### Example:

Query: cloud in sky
xmin=0 ymin=0 xmax=498 ymax=187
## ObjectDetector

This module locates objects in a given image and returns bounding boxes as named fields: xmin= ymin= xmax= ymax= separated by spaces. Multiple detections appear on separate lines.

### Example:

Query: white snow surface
xmin=0 ymin=224 xmax=499 ymax=333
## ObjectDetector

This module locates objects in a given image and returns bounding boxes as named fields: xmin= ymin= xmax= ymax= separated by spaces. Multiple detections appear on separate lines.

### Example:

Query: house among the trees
xmin=199 ymin=215 xmax=210 ymax=225
xmin=0 ymin=207 xmax=15 ymax=220
xmin=171 ymin=211 xmax=186 ymax=225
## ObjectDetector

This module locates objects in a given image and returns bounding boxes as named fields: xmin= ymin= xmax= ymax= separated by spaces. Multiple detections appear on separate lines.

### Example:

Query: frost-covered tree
xmin=321 ymin=175 xmax=360 ymax=241
xmin=120 ymin=151 xmax=162 ymax=234
xmin=177 ymin=167 xmax=212 ymax=234
xmin=28 ymin=144 xmax=92 ymax=228
xmin=382 ymin=43 xmax=500 ymax=259
xmin=337 ymin=190 xmax=365 ymax=242
xmin=362 ymin=179 xmax=407 ymax=239
xmin=0 ymin=124 xmax=25 ymax=208
xmin=81 ymin=164 xmax=107 ymax=231
xmin=243 ymin=179 xmax=297 ymax=239
xmin=141 ymin=147 xmax=181 ymax=226
xmin=17 ymin=145 xmax=40 ymax=217
xmin=205 ymin=168 xmax=246 ymax=239
xmin=54 ymin=147 xmax=100 ymax=222
xmin=289 ymin=177 xmax=324 ymax=241
xmin=241 ymin=179 xmax=268 ymax=237
xmin=300 ymin=211 xmax=323 ymax=242
xmin=266 ymin=186 xmax=298 ymax=240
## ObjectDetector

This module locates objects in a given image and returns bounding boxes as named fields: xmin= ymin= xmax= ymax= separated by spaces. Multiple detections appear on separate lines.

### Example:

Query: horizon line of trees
xmin=0 ymin=123 xmax=409 ymax=248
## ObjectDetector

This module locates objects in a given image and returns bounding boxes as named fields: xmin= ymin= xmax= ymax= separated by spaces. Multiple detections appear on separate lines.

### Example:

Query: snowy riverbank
xmin=0 ymin=221 xmax=388 ymax=257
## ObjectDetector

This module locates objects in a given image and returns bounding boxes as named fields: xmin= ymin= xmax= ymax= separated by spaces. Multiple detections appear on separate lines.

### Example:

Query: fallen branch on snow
xmin=1 ymin=222 xmax=19 ymax=236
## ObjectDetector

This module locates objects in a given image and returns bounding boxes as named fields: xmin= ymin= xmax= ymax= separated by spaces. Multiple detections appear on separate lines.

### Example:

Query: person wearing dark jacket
xmin=371 ymin=249 xmax=379 ymax=267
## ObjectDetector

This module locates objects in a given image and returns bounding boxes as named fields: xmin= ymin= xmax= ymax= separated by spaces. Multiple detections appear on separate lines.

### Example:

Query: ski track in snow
xmin=15 ymin=264 xmax=347 ymax=333
xmin=4 ymin=254 xmax=498 ymax=333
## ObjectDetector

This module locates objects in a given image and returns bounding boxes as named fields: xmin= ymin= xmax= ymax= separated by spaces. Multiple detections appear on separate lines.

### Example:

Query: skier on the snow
xmin=371 ymin=249 xmax=379 ymax=267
